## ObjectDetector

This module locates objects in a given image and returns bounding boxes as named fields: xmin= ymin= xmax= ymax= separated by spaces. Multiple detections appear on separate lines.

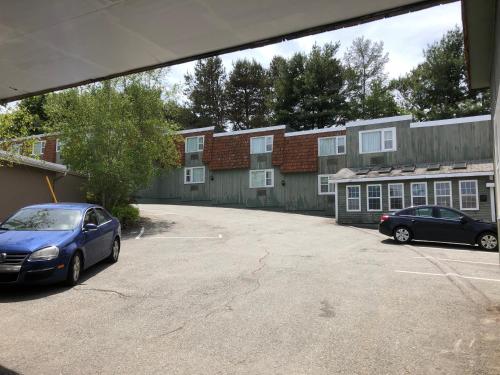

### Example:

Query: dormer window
xmin=250 ymin=135 xmax=273 ymax=154
xmin=185 ymin=136 xmax=204 ymax=153
xmin=359 ymin=128 xmax=396 ymax=154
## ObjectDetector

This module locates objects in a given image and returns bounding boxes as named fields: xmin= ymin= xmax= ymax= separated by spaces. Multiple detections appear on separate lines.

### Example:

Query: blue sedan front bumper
xmin=0 ymin=256 xmax=69 ymax=285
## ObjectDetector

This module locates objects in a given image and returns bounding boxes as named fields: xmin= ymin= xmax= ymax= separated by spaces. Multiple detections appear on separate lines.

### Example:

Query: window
xmin=346 ymin=185 xmax=361 ymax=212
xmin=436 ymin=207 xmax=461 ymax=220
xmin=10 ymin=143 xmax=22 ymax=154
xmin=414 ymin=207 xmax=433 ymax=217
xmin=250 ymin=136 xmax=273 ymax=154
xmin=367 ymin=184 xmax=382 ymax=211
xmin=84 ymin=209 xmax=98 ymax=226
xmin=56 ymin=139 xmax=64 ymax=153
xmin=359 ymin=127 xmax=396 ymax=153
xmin=249 ymin=169 xmax=274 ymax=188
xmin=318 ymin=175 xmax=335 ymax=195
xmin=411 ymin=182 xmax=427 ymax=206
xmin=388 ymin=183 xmax=404 ymax=211
xmin=318 ymin=136 xmax=346 ymax=156
xmin=434 ymin=181 xmax=452 ymax=207
xmin=95 ymin=208 xmax=112 ymax=225
xmin=184 ymin=167 xmax=205 ymax=184
xmin=459 ymin=180 xmax=479 ymax=210
xmin=185 ymin=136 xmax=204 ymax=153
xmin=32 ymin=140 xmax=46 ymax=156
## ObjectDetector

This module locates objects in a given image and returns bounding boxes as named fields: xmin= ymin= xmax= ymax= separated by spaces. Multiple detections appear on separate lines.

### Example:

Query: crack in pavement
xmin=73 ymin=286 xmax=132 ymax=298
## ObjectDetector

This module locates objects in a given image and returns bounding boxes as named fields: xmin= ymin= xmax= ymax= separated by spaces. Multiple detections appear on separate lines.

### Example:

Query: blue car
xmin=0 ymin=203 xmax=121 ymax=286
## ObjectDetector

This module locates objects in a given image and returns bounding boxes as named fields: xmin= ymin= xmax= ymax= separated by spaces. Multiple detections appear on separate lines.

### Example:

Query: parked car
xmin=379 ymin=205 xmax=498 ymax=250
xmin=0 ymin=203 xmax=121 ymax=286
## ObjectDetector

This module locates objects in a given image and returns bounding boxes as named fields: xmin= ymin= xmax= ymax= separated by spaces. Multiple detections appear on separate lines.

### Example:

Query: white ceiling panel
xmin=0 ymin=0 xmax=453 ymax=102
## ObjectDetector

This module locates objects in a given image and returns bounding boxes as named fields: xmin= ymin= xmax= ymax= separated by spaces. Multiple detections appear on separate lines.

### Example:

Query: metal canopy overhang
xmin=461 ymin=0 xmax=497 ymax=89
xmin=0 ymin=0 xmax=455 ymax=103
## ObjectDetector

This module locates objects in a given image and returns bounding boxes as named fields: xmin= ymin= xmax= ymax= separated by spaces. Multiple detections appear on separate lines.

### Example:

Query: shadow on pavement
xmin=0 ymin=261 xmax=112 ymax=303
xmin=0 ymin=365 xmax=20 ymax=375
xmin=381 ymin=238 xmax=499 ymax=253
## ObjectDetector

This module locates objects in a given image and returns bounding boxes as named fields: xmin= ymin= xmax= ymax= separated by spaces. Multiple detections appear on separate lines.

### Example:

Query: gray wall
xmin=493 ymin=2 xmax=500 ymax=231
xmin=346 ymin=118 xmax=493 ymax=168
xmin=337 ymin=176 xmax=494 ymax=224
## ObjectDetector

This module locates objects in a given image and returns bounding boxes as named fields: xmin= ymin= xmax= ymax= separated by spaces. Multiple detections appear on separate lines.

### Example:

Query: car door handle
xmin=411 ymin=219 xmax=416 ymax=223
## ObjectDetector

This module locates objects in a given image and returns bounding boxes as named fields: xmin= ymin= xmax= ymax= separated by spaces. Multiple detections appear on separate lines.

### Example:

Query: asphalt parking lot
xmin=1 ymin=204 xmax=500 ymax=375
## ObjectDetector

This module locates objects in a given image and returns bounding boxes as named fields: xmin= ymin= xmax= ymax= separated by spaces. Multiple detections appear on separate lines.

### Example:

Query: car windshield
xmin=0 ymin=208 xmax=82 ymax=231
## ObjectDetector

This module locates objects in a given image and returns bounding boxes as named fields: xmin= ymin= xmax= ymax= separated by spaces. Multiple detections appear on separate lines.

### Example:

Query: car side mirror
xmin=459 ymin=216 xmax=467 ymax=224
xmin=83 ymin=223 xmax=98 ymax=231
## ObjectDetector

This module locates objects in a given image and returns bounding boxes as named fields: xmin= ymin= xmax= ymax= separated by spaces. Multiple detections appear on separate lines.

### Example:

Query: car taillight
xmin=380 ymin=214 xmax=390 ymax=223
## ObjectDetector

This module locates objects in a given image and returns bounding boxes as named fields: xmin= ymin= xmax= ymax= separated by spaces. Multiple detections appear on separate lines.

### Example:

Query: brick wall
xmin=281 ymin=130 xmax=346 ymax=173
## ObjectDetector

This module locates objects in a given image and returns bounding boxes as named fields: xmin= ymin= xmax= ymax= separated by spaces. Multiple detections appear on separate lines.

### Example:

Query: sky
xmin=1 ymin=2 xmax=462 ymax=112
xmin=167 ymin=2 xmax=461 ymax=98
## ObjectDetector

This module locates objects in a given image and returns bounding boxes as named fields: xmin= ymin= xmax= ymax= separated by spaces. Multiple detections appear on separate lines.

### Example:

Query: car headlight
xmin=29 ymin=246 xmax=60 ymax=261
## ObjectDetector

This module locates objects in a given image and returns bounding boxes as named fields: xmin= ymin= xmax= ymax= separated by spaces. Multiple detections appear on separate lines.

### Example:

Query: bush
xmin=110 ymin=205 xmax=140 ymax=228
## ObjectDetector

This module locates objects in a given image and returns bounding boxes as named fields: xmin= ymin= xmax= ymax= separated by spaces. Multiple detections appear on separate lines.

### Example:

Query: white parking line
xmin=135 ymin=227 xmax=144 ymax=240
xmin=413 ymin=256 xmax=499 ymax=266
xmin=140 ymin=234 xmax=223 ymax=240
xmin=395 ymin=270 xmax=500 ymax=283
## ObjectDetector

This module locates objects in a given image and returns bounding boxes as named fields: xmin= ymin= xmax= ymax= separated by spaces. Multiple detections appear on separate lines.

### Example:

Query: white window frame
xmin=346 ymin=185 xmax=361 ymax=212
xmin=249 ymin=169 xmax=274 ymax=188
xmin=411 ymin=182 xmax=428 ymax=206
xmin=434 ymin=181 xmax=452 ymax=207
xmin=388 ymin=183 xmax=404 ymax=211
xmin=318 ymin=175 xmax=336 ymax=195
xmin=184 ymin=136 xmax=204 ymax=153
xmin=250 ymin=135 xmax=273 ymax=154
xmin=56 ymin=139 xmax=64 ymax=153
xmin=32 ymin=140 xmax=46 ymax=156
xmin=184 ymin=166 xmax=205 ymax=184
xmin=317 ymin=135 xmax=346 ymax=156
xmin=366 ymin=184 xmax=383 ymax=212
xmin=459 ymin=179 xmax=479 ymax=211
xmin=359 ymin=127 xmax=397 ymax=154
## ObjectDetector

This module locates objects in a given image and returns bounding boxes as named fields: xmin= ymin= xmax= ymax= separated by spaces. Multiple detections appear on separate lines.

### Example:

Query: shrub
xmin=110 ymin=204 xmax=140 ymax=228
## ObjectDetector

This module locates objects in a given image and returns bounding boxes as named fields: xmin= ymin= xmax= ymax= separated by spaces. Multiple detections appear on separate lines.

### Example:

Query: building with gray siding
xmin=138 ymin=114 xmax=494 ymax=224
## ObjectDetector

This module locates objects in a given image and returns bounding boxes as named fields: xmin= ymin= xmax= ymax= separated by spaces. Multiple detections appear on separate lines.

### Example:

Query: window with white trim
xmin=359 ymin=128 xmax=396 ymax=153
xmin=459 ymin=180 xmax=479 ymax=210
xmin=318 ymin=175 xmax=335 ymax=195
xmin=10 ymin=143 xmax=22 ymax=154
xmin=249 ymin=169 xmax=274 ymax=188
xmin=346 ymin=185 xmax=361 ymax=212
xmin=367 ymin=184 xmax=382 ymax=211
xmin=184 ymin=166 xmax=205 ymax=184
xmin=434 ymin=181 xmax=452 ymax=207
xmin=185 ymin=136 xmax=204 ymax=153
xmin=56 ymin=139 xmax=64 ymax=153
xmin=318 ymin=136 xmax=346 ymax=156
xmin=388 ymin=183 xmax=404 ymax=211
xmin=32 ymin=140 xmax=46 ymax=156
xmin=411 ymin=182 xmax=427 ymax=206
xmin=250 ymin=135 xmax=273 ymax=154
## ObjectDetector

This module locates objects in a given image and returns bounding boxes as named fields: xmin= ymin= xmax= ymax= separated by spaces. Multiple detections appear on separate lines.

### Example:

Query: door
xmin=82 ymin=209 xmax=101 ymax=267
xmin=95 ymin=208 xmax=115 ymax=260
xmin=433 ymin=207 xmax=473 ymax=244
xmin=410 ymin=207 xmax=440 ymax=241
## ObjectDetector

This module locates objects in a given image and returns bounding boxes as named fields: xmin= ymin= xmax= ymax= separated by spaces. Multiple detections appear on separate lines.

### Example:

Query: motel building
xmin=13 ymin=114 xmax=494 ymax=224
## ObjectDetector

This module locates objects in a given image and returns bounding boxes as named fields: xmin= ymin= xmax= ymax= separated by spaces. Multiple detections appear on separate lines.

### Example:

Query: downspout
xmin=335 ymin=182 xmax=339 ymax=223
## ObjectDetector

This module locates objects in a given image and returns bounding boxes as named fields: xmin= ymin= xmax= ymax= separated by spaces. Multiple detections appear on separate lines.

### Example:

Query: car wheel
xmin=477 ymin=232 xmax=498 ymax=251
xmin=65 ymin=252 xmax=82 ymax=286
xmin=107 ymin=237 xmax=120 ymax=263
xmin=393 ymin=226 xmax=412 ymax=244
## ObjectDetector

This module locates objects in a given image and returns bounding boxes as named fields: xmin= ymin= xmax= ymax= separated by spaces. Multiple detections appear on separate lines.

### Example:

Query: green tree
xmin=344 ymin=37 xmax=395 ymax=119
xmin=45 ymin=72 xmax=181 ymax=209
xmin=392 ymin=27 xmax=490 ymax=120
xmin=363 ymin=79 xmax=400 ymax=119
xmin=0 ymin=108 xmax=35 ymax=158
xmin=185 ymin=57 xmax=226 ymax=131
xmin=225 ymin=59 xmax=270 ymax=130
xmin=271 ymin=43 xmax=346 ymax=131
